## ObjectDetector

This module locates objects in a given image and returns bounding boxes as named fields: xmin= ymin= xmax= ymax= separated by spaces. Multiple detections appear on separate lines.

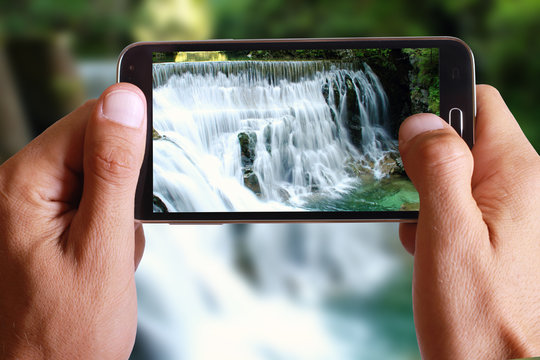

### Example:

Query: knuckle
xmin=87 ymin=138 xmax=140 ymax=184
xmin=0 ymin=156 xmax=31 ymax=206
xmin=414 ymin=132 xmax=472 ymax=176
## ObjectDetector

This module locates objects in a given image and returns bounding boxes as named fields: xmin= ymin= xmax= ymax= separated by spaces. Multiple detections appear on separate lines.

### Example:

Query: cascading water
xmin=132 ymin=223 xmax=416 ymax=360
xmin=152 ymin=60 xmax=400 ymax=212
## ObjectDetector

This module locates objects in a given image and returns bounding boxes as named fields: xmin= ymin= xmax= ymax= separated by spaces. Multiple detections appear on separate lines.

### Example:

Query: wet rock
xmin=322 ymin=82 xmax=329 ymax=102
xmin=152 ymin=128 xmax=162 ymax=140
xmin=346 ymin=152 xmax=406 ymax=180
xmin=263 ymin=125 xmax=272 ymax=153
xmin=304 ymin=173 xmax=320 ymax=192
xmin=233 ymin=235 xmax=258 ymax=285
xmin=400 ymin=202 xmax=419 ymax=211
xmin=243 ymin=169 xmax=261 ymax=195
xmin=393 ymin=156 xmax=405 ymax=176
xmin=153 ymin=194 xmax=168 ymax=212
xmin=279 ymin=188 xmax=291 ymax=201
xmin=378 ymin=157 xmax=400 ymax=176
xmin=344 ymin=76 xmax=363 ymax=149
xmin=238 ymin=132 xmax=262 ymax=195
xmin=238 ymin=131 xmax=257 ymax=167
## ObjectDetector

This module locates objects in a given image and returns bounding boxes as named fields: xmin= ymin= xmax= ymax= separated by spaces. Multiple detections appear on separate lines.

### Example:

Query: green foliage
xmin=224 ymin=48 xmax=351 ymax=61
xmin=352 ymin=49 xmax=396 ymax=71
xmin=209 ymin=0 xmax=540 ymax=151
xmin=153 ymin=52 xmax=176 ymax=63
xmin=403 ymin=48 xmax=440 ymax=115
xmin=0 ymin=0 xmax=135 ymax=55
xmin=2 ymin=0 xmax=540 ymax=149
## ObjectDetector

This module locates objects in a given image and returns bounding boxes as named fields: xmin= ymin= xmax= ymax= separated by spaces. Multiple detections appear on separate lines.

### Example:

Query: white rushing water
xmin=133 ymin=223 xmax=410 ymax=360
xmin=152 ymin=61 xmax=395 ymax=212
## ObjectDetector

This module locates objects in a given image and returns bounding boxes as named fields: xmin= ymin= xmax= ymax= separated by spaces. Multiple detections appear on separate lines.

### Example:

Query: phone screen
xmin=150 ymin=48 xmax=439 ymax=214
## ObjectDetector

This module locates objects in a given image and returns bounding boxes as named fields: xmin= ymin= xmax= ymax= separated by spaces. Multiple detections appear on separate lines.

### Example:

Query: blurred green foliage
xmin=209 ymin=0 xmax=540 ymax=151
xmin=0 ymin=0 xmax=134 ymax=56
xmin=1 ymin=0 xmax=539 ymax=150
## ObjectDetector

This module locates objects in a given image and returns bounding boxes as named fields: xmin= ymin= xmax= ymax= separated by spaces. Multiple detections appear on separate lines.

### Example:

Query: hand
xmin=0 ymin=83 xmax=147 ymax=359
xmin=398 ymin=85 xmax=540 ymax=359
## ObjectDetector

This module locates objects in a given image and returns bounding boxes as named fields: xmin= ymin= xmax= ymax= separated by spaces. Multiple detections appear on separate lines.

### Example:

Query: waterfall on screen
xmin=152 ymin=61 xmax=395 ymax=212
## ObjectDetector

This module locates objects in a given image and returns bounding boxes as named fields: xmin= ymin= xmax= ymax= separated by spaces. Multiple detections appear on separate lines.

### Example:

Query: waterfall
xmin=133 ymin=223 xmax=409 ymax=360
xmin=152 ymin=60 xmax=397 ymax=212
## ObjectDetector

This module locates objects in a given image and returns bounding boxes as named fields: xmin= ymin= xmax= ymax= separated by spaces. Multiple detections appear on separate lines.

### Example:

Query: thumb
xmin=398 ymin=113 xmax=482 ymax=250
xmin=76 ymin=83 xmax=146 ymax=264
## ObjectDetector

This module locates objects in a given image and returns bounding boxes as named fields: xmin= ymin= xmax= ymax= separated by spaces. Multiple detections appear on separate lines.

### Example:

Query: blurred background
xmin=1 ymin=0 xmax=539 ymax=359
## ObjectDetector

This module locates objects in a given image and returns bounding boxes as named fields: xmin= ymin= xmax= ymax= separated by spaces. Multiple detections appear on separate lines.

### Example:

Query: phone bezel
xmin=117 ymin=36 xmax=475 ymax=223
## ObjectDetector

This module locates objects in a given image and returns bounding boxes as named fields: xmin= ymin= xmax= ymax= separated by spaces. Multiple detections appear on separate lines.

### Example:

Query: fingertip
xmin=399 ymin=112 xmax=472 ymax=182
xmin=399 ymin=223 xmax=417 ymax=255
xmin=102 ymin=83 xmax=146 ymax=103
xmin=399 ymin=113 xmax=448 ymax=148
xmin=134 ymin=221 xmax=145 ymax=271
xmin=99 ymin=84 xmax=146 ymax=130
xmin=398 ymin=113 xmax=476 ymax=230
xmin=476 ymin=84 xmax=502 ymax=104
xmin=84 ymin=83 xmax=147 ymax=185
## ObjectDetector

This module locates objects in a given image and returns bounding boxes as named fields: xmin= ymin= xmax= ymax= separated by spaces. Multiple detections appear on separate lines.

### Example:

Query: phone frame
xmin=117 ymin=36 xmax=475 ymax=223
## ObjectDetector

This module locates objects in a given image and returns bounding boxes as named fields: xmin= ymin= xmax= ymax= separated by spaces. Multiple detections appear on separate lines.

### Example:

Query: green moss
xmin=152 ymin=128 xmax=162 ymax=140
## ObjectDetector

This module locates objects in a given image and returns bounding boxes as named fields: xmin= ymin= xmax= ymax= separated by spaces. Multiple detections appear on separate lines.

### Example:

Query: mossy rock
xmin=238 ymin=131 xmax=257 ymax=166
xmin=400 ymin=202 xmax=419 ymax=211
xmin=153 ymin=195 xmax=168 ymax=212
xmin=263 ymin=125 xmax=272 ymax=153
xmin=243 ymin=170 xmax=261 ymax=195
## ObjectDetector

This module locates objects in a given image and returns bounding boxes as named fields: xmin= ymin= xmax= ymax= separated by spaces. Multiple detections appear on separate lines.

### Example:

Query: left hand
xmin=0 ymin=83 xmax=146 ymax=359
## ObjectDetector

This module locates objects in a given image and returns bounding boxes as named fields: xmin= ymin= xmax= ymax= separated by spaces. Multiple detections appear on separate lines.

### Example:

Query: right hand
xmin=398 ymin=85 xmax=540 ymax=359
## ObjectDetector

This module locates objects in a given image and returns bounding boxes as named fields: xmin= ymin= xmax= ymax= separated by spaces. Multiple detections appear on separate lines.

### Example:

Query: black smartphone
xmin=117 ymin=37 xmax=475 ymax=223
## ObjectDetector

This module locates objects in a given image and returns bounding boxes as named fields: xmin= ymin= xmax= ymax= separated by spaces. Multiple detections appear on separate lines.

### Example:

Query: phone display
xmin=118 ymin=37 xmax=475 ymax=222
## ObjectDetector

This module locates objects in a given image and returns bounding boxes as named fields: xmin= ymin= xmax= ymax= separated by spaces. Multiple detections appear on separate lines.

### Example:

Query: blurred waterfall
xmin=132 ymin=223 xmax=417 ymax=360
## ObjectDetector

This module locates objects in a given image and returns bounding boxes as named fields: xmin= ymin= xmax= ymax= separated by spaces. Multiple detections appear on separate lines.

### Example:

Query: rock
xmin=243 ymin=169 xmax=261 ymax=195
xmin=263 ymin=125 xmax=272 ymax=153
xmin=153 ymin=195 xmax=168 ymax=212
xmin=233 ymin=236 xmax=258 ymax=285
xmin=322 ymin=82 xmax=329 ymax=101
xmin=378 ymin=157 xmax=399 ymax=175
xmin=238 ymin=132 xmax=262 ymax=195
xmin=238 ymin=131 xmax=257 ymax=167
xmin=152 ymin=128 xmax=162 ymax=140
xmin=400 ymin=202 xmax=419 ymax=211
xmin=304 ymin=173 xmax=320 ymax=192
xmin=279 ymin=188 xmax=291 ymax=201
xmin=343 ymin=76 xmax=363 ymax=149
xmin=393 ymin=156 xmax=405 ymax=175
xmin=376 ymin=152 xmax=406 ymax=177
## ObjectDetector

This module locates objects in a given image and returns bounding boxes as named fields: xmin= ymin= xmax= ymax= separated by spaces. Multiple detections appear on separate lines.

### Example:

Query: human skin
xmin=398 ymin=85 xmax=540 ymax=359
xmin=1 ymin=82 xmax=538 ymax=359
xmin=0 ymin=83 xmax=146 ymax=359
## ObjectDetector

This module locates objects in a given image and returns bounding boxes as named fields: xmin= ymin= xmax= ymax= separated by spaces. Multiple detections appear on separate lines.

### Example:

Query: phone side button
xmin=449 ymin=107 xmax=463 ymax=137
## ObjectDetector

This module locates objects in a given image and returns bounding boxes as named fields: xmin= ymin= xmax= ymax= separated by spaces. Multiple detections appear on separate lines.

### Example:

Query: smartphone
xmin=117 ymin=37 xmax=475 ymax=223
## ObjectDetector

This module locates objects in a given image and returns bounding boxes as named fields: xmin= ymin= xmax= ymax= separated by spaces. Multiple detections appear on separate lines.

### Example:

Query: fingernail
xmin=399 ymin=113 xmax=446 ymax=145
xmin=102 ymin=90 xmax=144 ymax=129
